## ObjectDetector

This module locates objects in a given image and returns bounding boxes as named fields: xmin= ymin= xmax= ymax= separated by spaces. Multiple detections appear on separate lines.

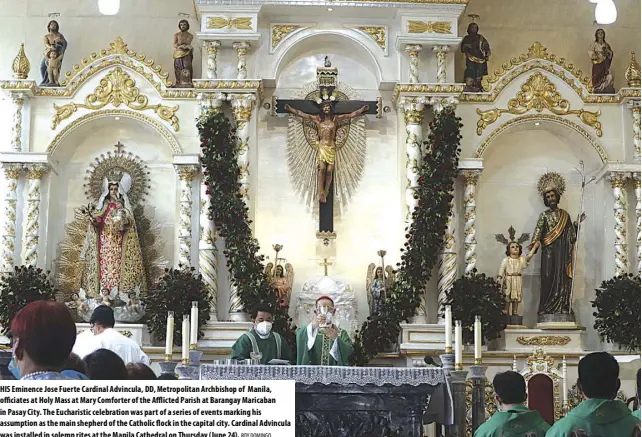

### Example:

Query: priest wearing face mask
xmin=296 ymin=296 xmax=353 ymax=366
xmin=230 ymin=303 xmax=293 ymax=364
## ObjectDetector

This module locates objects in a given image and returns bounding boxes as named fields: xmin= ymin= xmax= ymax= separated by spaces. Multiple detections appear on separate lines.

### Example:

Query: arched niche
xmin=474 ymin=115 xmax=604 ymax=333
xmin=45 ymin=114 xmax=177 ymax=272
xmin=273 ymin=31 xmax=382 ymax=90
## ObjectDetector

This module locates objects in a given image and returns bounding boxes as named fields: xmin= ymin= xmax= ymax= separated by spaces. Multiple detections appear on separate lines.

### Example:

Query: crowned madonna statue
xmin=294 ymin=259 xmax=358 ymax=336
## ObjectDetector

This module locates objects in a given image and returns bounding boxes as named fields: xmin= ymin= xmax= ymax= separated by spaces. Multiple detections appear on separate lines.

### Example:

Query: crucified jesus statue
xmin=284 ymin=101 xmax=369 ymax=203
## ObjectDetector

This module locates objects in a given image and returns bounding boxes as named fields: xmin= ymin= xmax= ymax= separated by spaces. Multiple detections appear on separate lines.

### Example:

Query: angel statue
xmin=366 ymin=253 xmax=395 ymax=316
xmin=80 ymin=172 xmax=146 ymax=298
xmin=495 ymin=226 xmax=535 ymax=325
xmin=265 ymin=262 xmax=294 ymax=308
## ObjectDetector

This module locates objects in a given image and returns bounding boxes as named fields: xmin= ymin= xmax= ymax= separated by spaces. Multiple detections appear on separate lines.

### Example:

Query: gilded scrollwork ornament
xmin=476 ymin=72 xmax=602 ymax=136
xmin=51 ymin=67 xmax=180 ymax=131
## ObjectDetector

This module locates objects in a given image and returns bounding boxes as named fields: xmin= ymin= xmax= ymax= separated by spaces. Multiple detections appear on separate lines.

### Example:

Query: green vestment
xmin=633 ymin=409 xmax=641 ymax=420
xmin=473 ymin=405 xmax=550 ymax=437
xmin=295 ymin=324 xmax=353 ymax=366
xmin=230 ymin=329 xmax=293 ymax=364
xmin=546 ymin=399 xmax=640 ymax=437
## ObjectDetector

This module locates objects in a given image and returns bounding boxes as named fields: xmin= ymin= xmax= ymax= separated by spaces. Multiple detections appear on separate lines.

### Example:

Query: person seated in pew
xmin=474 ymin=370 xmax=550 ymax=437
xmin=296 ymin=296 xmax=353 ymax=366
xmin=230 ymin=303 xmax=293 ymax=364
xmin=546 ymin=352 xmax=640 ymax=437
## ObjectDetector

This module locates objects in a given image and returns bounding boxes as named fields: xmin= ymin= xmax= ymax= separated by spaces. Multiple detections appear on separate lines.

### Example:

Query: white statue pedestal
xmin=400 ymin=323 xmax=446 ymax=354
xmin=295 ymin=276 xmax=357 ymax=335
xmin=75 ymin=323 xmax=149 ymax=347
xmin=198 ymin=321 xmax=252 ymax=349
xmin=501 ymin=327 xmax=586 ymax=353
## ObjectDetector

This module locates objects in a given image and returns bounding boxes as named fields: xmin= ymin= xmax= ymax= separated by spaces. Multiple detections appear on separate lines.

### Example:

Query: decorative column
xmin=405 ymin=44 xmax=422 ymax=84
xmin=608 ymin=172 xmax=629 ymax=276
xmin=462 ymin=170 xmax=481 ymax=275
xmin=437 ymin=195 xmax=457 ymax=312
xmin=233 ymin=41 xmax=250 ymax=80
xmin=634 ymin=173 xmax=641 ymax=276
xmin=10 ymin=93 xmax=26 ymax=152
xmin=400 ymin=98 xmax=426 ymax=322
xmin=22 ymin=164 xmax=48 ymax=267
xmin=229 ymin=93 xmax=256 ymax=207
xmin=199 ymin=175 xmax=218 ymax=322
xmin=432 ymin=45 xmax=450 ymax=84
xmin=175 ymin=165 xmax=199 ymax=267
xmin=204 ymin=40 xmax=221 ymax=80
xmin=1 ymin=164 xmax=21 ymax=271
xmin=628 ymin=101 xmax=641 ymax=161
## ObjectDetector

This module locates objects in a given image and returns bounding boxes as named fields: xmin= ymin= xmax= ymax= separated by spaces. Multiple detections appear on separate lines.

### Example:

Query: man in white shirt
xmin=74 ymin=305 xmax=149 ymax=365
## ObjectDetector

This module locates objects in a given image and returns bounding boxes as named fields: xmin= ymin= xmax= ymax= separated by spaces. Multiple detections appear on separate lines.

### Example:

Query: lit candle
xmin=454 ymin=320 xmax=463 ymax=370
xmin=190 ymin=301 xmax=199 ymax=348
xmin=182 ymin=314 xmax=190 ymax=364
xmin=164 ymin=311 xmax=174 ymax=360
xmin=474 ymin=315 xmax=482 ymax=364
xmin=444 ymin=305 xmax=453 ymax=353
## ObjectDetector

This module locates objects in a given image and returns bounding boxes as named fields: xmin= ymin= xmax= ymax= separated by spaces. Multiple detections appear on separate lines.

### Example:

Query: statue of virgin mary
xmin=80 ymin=172 xmax=146 ymax=296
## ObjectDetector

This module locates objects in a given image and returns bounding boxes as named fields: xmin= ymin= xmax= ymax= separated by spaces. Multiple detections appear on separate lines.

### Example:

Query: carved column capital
xmin=627 ymin=100 xmax=641 ymax=112
xmin=461 ymin=169 xmax=482 ymax=185
xmin=233 ymin=41 xmax=250 ymax=53
xmin=607 ymin=171 xmax=630 ymax=189
xmin=633 ymin=172 xmax=641 ymax=188
xmin=405 ymin=44 xmax=422 ymax=56
xmin=399 ymin=98 xmax=426 ymax=125
xmin=2 ymin=163 xmax=22 ymax=179
xmin=432 ymin=45 xmax=451 ymax=54
xmin=24 ymin=164 xmax=49 ymax=180
xmin=229 ymin=93 xmax=256 ymax=122
xmin=175 ymin=164 xmax=200 ymax=181
xmin=203 ymin=40 xmax=221 ymax=53
xmin=429 ymin=96 xmax=458 ymax=112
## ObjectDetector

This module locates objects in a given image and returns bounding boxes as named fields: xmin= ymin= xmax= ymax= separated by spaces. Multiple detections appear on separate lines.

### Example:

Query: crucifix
xmin=114 ymin=141 xmax=125 ymax=153
xmin=274 ymin=57 xmax=381 ymax=239
xmin=319 ymin=258 xmax=333 ymax=276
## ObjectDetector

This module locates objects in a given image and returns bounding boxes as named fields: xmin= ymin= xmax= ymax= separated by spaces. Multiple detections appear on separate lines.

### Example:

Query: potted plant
xmin=440 ymin=270 xmax=505 ymax=345
xmin=592 ymin=274 xmax=640 ymax=352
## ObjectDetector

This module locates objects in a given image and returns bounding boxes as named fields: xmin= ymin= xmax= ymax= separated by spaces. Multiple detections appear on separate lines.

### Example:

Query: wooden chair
xmin=513 ymin=347 xmax=568 ymax=425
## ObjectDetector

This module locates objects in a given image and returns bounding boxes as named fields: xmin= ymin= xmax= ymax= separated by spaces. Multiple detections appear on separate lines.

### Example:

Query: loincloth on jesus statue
xmin=316 ymin=142 xmax=336 ymax=166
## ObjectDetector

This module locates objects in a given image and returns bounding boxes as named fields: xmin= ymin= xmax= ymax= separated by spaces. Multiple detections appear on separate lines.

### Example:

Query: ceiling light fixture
xmin=328 ymin=7 xmax=334 ymax=11
xmin=98 ymin=0 xmax=120 ymax=16
xmin=114 ymin=116 xmax=120 ymax=120
xmin=534 ymin=122 xmax=540 ymax=126
xmin=595 ymin=0 xmax=617 ymax=24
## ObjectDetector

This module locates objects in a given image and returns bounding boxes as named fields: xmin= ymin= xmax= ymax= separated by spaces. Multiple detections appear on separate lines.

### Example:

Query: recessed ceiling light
xmin=327 ymin=7 xmax=334 ymax=11
xmin=114 ymin=116 xmax=120 ymax=120
xmin=534 ymin=122 xmax=540 ymax=126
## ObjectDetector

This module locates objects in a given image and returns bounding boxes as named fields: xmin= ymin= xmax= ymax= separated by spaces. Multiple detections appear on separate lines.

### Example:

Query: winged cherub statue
xmin=495 ymin=226 xmax=536 ymax=322
xmin=265 ymin=262 xmax=294 ymax=308
xmin=366 ymin=255 xmax=395 ymax=316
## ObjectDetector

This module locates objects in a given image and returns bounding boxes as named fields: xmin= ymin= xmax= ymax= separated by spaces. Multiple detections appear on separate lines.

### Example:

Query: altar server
xmin=77 ymin=305 xmax=149 ymax=365
xmin=296 ymin=296 xmax=353 ymax=366
xmin=230 ymin=303 xmax=293 ymax=364
xmin=474 ymin=371 xmax=549 ymax=437
xmin=546 ymin=352 xmax=639 ymax=437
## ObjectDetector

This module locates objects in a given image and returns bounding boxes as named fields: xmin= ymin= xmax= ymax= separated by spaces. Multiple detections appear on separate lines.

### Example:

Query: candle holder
xmin=175 ymin=364 xmax=199 ymax=380
xmin=164 ymin=353 xmax=173 ymax=362
xmin=158 ymin=360 xmax=177 ymax=377
xmin=444 ymin=346 xmax=453 ymax=354
xmin=469 ymin=364 xmax=488 ymax=435
xmin=455 ymin=362 xmax=464 ymax=371
xmin=189 ymin=343 xmax=197 ymax=350
xmin=189 ymin=350 xmax=204 ymax=366
xmin=474 ymin=357 xmax=482 ymax=365
xmin=446 ymin=369 xmax=469 ymax=437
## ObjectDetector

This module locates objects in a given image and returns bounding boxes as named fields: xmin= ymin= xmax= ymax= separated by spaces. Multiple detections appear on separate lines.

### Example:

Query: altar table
xmin=199 ymin=365 xmax=453 ymax=437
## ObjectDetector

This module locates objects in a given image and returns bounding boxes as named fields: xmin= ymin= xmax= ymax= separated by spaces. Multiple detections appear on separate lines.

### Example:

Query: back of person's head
xmin=578 ymin=352 xmax=620 ymax=399
xmin=126 ymin=362 xmax=157 ymax=380
xmin=157 ymin=373 xmax=178 ymax=380
xmin=83 ymin=348 xmax=127 ymax=380
xmin=89 ymin=305 xmax=115 ymax=329
xmin=493 ymin=370 xmax=527 ymax=405
xmin=63 ymin=353 xmax=87 ymax=375
xmin=11 ymin=300 xmax=76 ymax=369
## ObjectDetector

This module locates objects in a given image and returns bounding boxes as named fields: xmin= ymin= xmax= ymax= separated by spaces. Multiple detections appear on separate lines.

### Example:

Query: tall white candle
xmin=454 ymin=320 xmax=463 ymax=369
xmin=444 ymin=305 xmax=453 ymax=352
xmin=182 ymin=314 xmax=190 ymax=363
xmin=164 ymin=311 xmax=174 ymax=360
xmin=190 ymin=301 xmax=199 ymax=347
xmin=474 ymin=315 xmax=482 ymax=363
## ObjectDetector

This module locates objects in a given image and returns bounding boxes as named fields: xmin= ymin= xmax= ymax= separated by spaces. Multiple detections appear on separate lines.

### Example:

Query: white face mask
xmin=255 ymin=321 xmax=272 ymax=336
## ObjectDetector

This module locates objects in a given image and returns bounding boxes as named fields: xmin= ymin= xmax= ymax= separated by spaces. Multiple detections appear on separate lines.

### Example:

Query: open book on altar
xmin=268 ymin=359 xmax=292 ymax=365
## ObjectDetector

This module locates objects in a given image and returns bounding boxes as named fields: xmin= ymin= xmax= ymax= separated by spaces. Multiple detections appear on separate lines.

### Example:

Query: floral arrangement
xmin=197 ymin=110 xmax=295 ymax=345
xmin=350 ymin=107 xmax=463 ymax=365
xmin=142 ymin=266 xmax=211 ymax=345
xmin=592 ymin=273 xmax=640 ymax=352
xmin=440 ymin=270 xmax=505 ymax=345
xmin=0 ymin=265 xmax=57 ymax=334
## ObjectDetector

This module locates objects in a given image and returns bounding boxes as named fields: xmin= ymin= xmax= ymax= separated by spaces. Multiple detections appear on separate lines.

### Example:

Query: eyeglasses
xmin=89 ymin=324 xmax=96 ymax=334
